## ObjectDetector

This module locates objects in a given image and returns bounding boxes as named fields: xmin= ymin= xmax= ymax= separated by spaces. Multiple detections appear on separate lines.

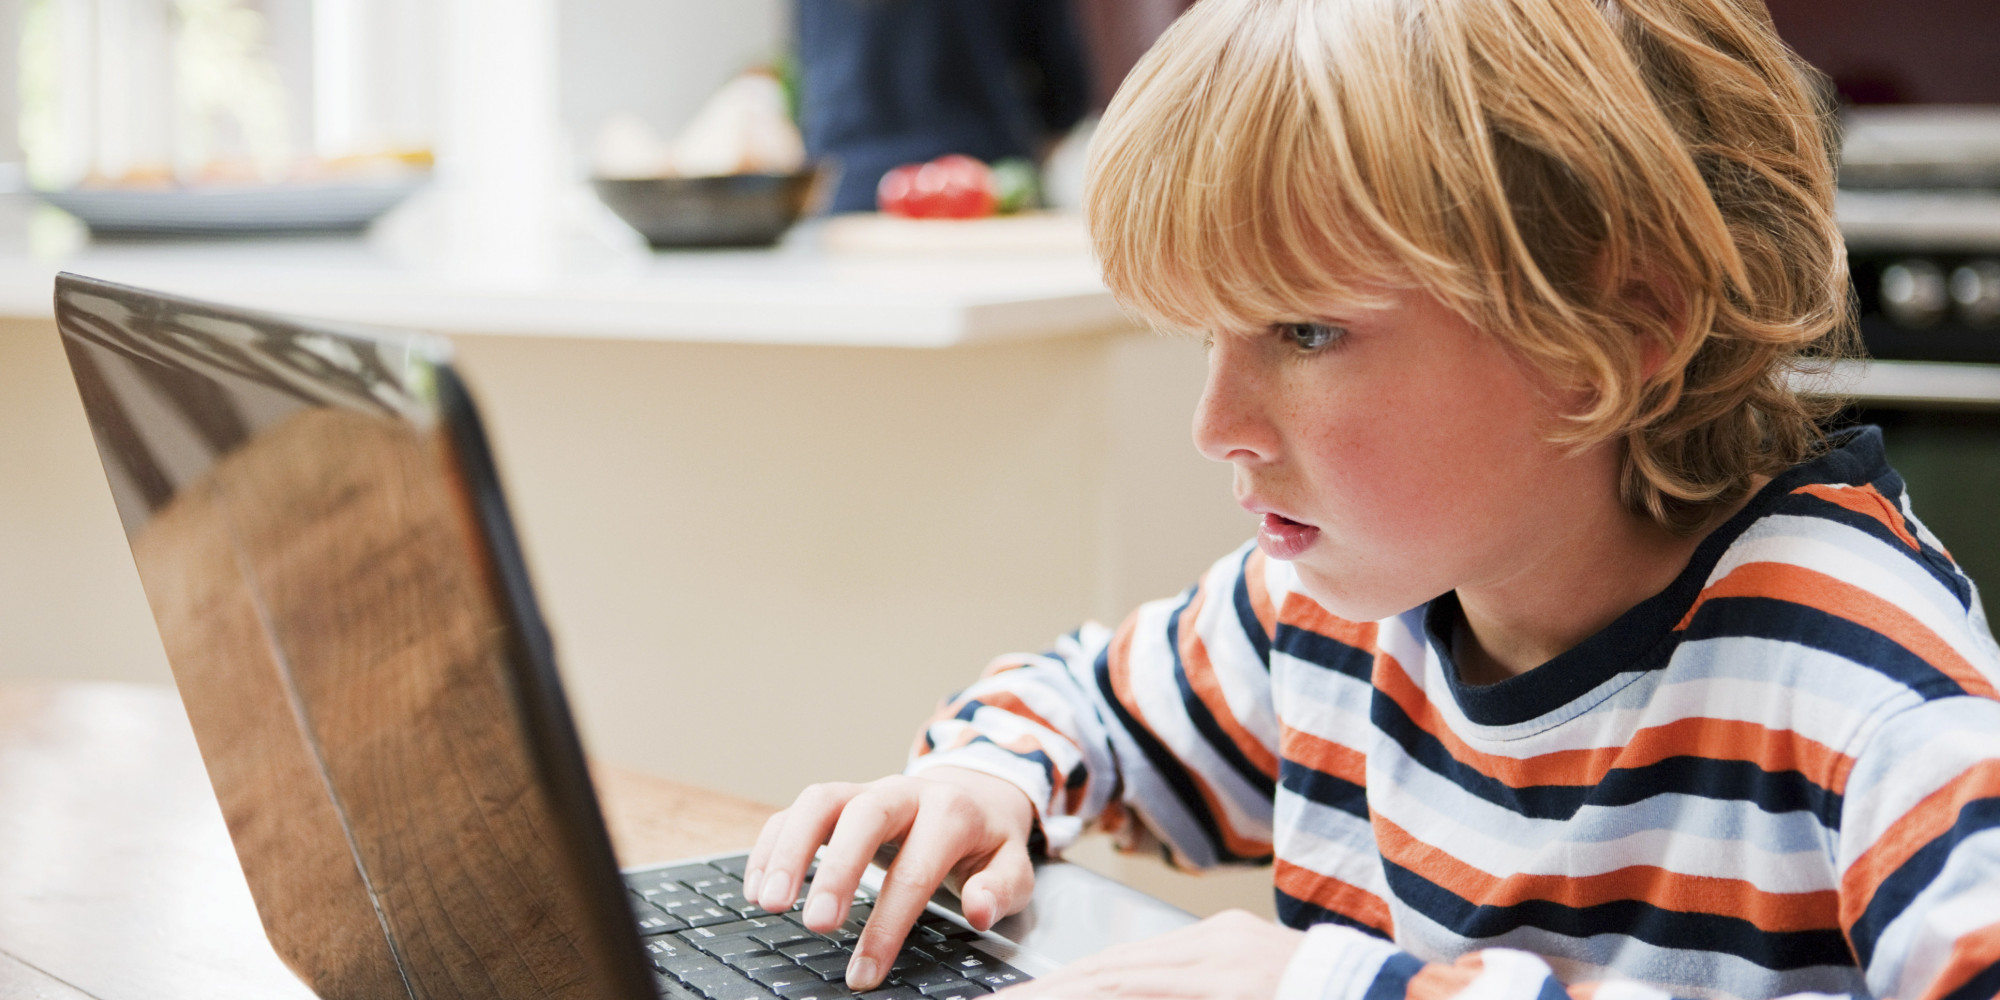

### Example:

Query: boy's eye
xmin=1277 ymin=322 xmax=1346 ymax=351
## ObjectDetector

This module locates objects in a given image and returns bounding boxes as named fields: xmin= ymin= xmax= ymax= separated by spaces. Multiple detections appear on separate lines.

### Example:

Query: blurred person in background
xmin=794 ymin=0 xmax=1092 ymax=213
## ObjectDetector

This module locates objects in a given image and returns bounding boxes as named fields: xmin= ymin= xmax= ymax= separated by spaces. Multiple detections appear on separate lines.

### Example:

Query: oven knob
xmin=1880 ymin=259 xmax=1950 ymax=328
xmin=1950 ymin=260 xmax=2000 ymax=329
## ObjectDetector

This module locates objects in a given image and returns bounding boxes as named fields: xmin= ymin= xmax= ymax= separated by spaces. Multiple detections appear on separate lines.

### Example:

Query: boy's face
xmin=1194 ymin=285 xmax=1619 ymax=621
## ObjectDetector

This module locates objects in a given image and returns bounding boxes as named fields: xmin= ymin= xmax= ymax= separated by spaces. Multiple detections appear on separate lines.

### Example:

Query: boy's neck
xmin=1449 ymin=476 xmax=1768 ymax=687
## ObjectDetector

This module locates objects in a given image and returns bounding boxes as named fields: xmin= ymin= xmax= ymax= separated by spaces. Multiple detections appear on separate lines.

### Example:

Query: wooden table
xmin=0 ymin=683 xmax=777 ymax=1000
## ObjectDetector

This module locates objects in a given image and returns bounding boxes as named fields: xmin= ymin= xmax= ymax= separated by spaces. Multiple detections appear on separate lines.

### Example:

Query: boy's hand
xmin=742 ymin=766 xmax=1038 ymax=991
xmin=996 ymin=910 xmax=1305 ymax=999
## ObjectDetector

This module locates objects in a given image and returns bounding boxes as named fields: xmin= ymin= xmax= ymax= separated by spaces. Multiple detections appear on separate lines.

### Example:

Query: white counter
xmin=0 ymin=198 xmax=1126 ymax=347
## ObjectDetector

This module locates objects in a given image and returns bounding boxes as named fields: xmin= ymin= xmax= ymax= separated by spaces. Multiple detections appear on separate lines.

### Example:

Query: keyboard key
xmin=689 ymin=916 xmax=793 ymax=941
xmin=732 ymin=953 xmax=795 ymax=973
xmin=776 ymin=980 xmax=859 ymax=1000
xmin=679 ymin=966 xmax=767 ymax=1000
xmin=654 ymin=972 xmax=709 ymax=1000
xmin=674 ymin=905 xmax=738 ymax=928
xmin=750 ymin=925 xmax=821 ymax=949
xmin=917 ymin=982 xmax=990 ymax=1000
xmin=899 ymin=968 xmax=965 ymax=991
xmin=971 ymin=969 xmax=1027 ymax=990
xmin=856 ymin=988 xmax=925 ymax=1000
xmin=780 ymin=938 xmax=842 ymax=960
xmin=747 ymin=964 xmax=824 ymax=991
xmin=658 ymin=952 xmax=726 ymax=980
xmin=635 ymin=864 xmax=723 ymax=890
xmin=711 ymin=855 xmax=752 ymax=878
xmin=695 ymin=935 xmax=775 ymax=962
xmin=637 ymin=910 xmax=688 ymax=937
xmin=799 ymin=954 xmax=852 ymax=980
xmin=642 ymin=938 xmax=694 ymax=970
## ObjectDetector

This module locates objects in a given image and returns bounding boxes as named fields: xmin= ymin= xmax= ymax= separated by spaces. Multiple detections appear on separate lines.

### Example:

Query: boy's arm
xmin=909 ymin=541 xmax=1283 ymax=868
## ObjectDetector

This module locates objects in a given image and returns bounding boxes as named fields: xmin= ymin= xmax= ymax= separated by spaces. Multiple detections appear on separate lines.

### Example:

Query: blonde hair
xmin=1085 ymin=0 xmax=1855 ymax=533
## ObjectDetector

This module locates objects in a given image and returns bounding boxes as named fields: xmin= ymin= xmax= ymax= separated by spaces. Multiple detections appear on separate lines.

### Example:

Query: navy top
xmin=795 ymin=0 xmax=1092 ymax=212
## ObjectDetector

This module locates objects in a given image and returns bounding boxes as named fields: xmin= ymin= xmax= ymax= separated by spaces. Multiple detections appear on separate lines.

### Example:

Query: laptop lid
xmin=53 ymin=272 xmax=655 ymax=1000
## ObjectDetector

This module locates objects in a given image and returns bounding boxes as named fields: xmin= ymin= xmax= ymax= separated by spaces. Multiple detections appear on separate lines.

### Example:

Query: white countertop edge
xmin=1797 ymin=359 xmax=2000 ymax=407
xmin=0 ymin=258 xmax=1139 ymax=349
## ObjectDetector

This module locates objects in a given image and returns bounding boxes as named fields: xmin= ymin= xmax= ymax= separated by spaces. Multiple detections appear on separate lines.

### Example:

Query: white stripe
xmin=1718 ymin=516 xmax=1987 ymax=668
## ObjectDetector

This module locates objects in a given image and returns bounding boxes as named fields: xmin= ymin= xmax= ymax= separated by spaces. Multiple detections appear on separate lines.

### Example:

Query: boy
xmin=746 ymin=0 xmax=2000 ymax=997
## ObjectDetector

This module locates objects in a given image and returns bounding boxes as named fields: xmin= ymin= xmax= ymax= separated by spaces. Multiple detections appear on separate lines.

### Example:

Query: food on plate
xmin=875 ymin=154 xmax=1041 ymax=219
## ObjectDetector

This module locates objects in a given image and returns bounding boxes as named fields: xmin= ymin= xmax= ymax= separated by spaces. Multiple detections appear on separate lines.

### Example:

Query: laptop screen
xmin=53 ymin=273 xmax=653 ymax=1000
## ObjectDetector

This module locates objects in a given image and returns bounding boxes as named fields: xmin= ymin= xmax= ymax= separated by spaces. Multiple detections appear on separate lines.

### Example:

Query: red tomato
xmin=878 ymin=154 xmax=998 ymax=218
xmin=876 ymin=163 xmax=923 ymax=216
xmin=914 ymin=154 xmax=997 ymax=219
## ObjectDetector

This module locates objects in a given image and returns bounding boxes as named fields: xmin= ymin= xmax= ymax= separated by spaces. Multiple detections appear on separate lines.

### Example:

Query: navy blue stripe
xmin=1091 ymin=625 xmax=1262 ymax=865
xmin=1784 ymin=492 xmax=1970 ymax=607
xmin=1361 ymin=951 xmax=1425 ymax=1000
xmin=958 ymin=734 xmax=1059 ymax=793
xmin=1165 ymin=584 xmax=1279 ymax=802
xmin=1383 ymin=860 xmax=1851 ymax=971
xmin=1684 ymin=596 xmax=1969 ymax=701
xmin=1941 ymin=956 xmax=2000 ymax=1000
xmin=1371 ymin=691 xmax=1843 ymax=825
xmin=1533 ymin=974 xmax=1570 ymax=1000
xmin=1275 ymin=887 xmax=1394 ymax=939
xmin=1274 ymin=624 xmax=1374 ymax=682
xmin=1232 ymin=547 xmax=1274 ymax=667
xmin=1851 ymin=797 xmax=2000 ymax=967
xmin=1280 ymin=759 xmax=1369 ymax=820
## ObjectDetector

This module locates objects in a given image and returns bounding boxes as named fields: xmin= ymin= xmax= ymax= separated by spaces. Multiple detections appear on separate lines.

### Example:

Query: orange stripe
xmin=1408 ymin=953 xmax=1484 ymax=1000
xmin=1273 ymin=857 xmax=1395 ymax=937
xmin=1677 ymin=561 xmax=1995 ymax=699
xmin=1793 ymin=483 xmax=1923 ymax=553
xmin=1372 ymin=659 xmax=1853 ymax=794
xmin=1917 ymin=920 xmax=2000 ymax=1000
xmin=1243 ymin=548 xmax=1277 ymax=642
xmin=1374 ymin=817 xmax=1839 ymax=933
xmin=963 ymin=689 xmax=1062 ymax=746
xmin=1105 ymin=607 xmax=1272 ymax=861
xmin=1843 ymin=760 xmax=2000 ymax=931
xmin=1567 ymin=984 xmax=1602 ymax=1000
xmin=1177 ymin=593 xmax=1280 ymax=783
xmin=1282 ymin=593 xmax=1381 ymax=653
xmin=1279 ymin=726 xmax=1369 ymax=788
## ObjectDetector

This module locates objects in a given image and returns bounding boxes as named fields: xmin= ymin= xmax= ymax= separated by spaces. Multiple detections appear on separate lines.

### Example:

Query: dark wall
xmin=1765 ymin=0 xmax=2000 ymax=105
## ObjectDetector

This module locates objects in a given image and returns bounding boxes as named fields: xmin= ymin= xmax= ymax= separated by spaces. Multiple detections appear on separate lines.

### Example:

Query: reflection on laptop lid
xmin=56 ymin=271 xmax=654 ymax=1000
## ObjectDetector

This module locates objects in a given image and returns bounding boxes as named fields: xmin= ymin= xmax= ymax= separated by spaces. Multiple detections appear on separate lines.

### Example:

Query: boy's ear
xmin=1618 ymin=266 xmax=1689 ymax=380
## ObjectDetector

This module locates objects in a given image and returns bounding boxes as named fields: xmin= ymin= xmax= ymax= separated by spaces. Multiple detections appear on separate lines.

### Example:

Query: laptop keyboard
xmin=625 ymin=853 xmax=1033 ymax=1000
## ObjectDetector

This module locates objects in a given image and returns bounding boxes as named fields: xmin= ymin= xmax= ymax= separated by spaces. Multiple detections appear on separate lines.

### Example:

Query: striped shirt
xmin=908 ymin=427 xmax=2000 ymax=1000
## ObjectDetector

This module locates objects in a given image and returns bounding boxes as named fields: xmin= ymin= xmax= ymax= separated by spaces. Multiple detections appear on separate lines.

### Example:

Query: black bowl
xmin=591 ymin=170 xmax=820 ymax=249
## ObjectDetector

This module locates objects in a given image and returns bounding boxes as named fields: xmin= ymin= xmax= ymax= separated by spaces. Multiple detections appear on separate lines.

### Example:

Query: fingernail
xmin=759 ymin=871 xmax=790 ymax=911
xmin=974 ymin=889 xmax=999 ymax=927
xmin=742 ymin=868 xmax=763 ymax=901
xmin=803 ymin=892 xmax=836 ymax=927
xmin=847 ymin=955 xmax=877 ymax=990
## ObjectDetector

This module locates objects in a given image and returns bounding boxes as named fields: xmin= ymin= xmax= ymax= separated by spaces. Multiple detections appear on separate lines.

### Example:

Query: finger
xmin=741 ymin=809 xmax=789 ymax=902
xmin=957 ymin=835 xmax=1035 ymax=931
xmin=847 ymin=804 xmax=980 ymax=990
xmin=802 ymin=784 xmax=919 ymax=932
xmin=756 ymin=783 xmax=858 ymax=912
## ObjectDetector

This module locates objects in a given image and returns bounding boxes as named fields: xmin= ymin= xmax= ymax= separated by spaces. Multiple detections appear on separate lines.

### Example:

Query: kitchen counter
xmin=0 ymin=197 xmax=1124 ymax=347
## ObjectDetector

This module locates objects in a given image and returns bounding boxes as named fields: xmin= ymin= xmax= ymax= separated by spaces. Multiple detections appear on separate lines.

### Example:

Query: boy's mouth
xmin=1258 ymin=512 xmax=1320 ymax=561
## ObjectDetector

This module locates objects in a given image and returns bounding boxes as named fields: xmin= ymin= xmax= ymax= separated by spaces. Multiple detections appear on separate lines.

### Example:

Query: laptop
xmin=52 ymin=272 xmax=1196 ymax=1000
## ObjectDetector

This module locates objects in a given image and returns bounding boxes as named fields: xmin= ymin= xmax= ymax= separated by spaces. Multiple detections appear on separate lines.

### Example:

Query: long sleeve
xmin=908 ymin=541 xmax=1281 ymax=868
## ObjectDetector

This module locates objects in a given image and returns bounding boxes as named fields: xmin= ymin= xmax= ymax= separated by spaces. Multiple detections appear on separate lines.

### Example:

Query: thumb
xmin=961 ymin=838 xmax=1036 ymax=931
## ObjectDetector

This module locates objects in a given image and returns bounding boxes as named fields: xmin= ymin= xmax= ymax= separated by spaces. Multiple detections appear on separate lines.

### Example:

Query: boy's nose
xmin=1192 ymin=338 xmax=1275 ymax=465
